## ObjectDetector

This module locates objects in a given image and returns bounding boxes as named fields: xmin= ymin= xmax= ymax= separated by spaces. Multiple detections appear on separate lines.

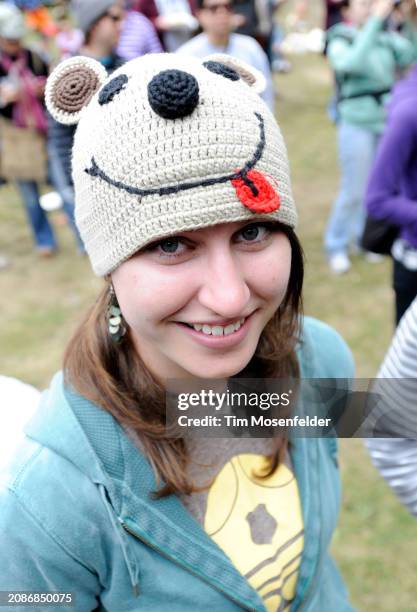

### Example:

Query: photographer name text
xmin=177 ymin=414 xmax=331 ymax=428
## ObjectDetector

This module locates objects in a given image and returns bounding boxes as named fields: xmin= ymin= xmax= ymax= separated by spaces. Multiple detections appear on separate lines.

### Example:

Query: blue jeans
xmin=325 ymin=122 xmax=380 ymax=257
xmin=15 ymin=180 xmax=57 ymax=250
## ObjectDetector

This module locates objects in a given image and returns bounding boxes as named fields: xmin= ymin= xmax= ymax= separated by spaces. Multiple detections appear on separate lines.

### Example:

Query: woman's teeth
xmin=190 ymin=318 xmax=246 ymax=336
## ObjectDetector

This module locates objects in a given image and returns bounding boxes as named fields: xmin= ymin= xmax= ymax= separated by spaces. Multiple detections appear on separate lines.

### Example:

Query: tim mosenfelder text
xmin=177 ymin=414 xmax=332 ymax=428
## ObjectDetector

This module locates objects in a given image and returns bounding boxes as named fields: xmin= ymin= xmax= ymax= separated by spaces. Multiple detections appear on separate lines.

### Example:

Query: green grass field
xmin=1 ymin=3 xmax=416 ymax=608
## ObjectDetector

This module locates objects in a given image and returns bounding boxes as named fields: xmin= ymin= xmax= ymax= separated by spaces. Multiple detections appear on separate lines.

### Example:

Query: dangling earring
xmin=107 ymin=284 xmax=127 ymax=343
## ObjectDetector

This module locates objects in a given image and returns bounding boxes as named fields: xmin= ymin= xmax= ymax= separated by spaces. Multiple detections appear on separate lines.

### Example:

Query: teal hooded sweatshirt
xmin=327 ymin=16 xmax=416 ymax=133
xmin=0 ymin=317 xmax=355 ymax=611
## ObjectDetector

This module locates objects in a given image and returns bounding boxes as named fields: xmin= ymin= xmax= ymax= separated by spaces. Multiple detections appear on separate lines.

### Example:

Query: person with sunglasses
xmin=46 ymin=0 xmax=126 ymax=256
xmin=70 ymin=0 xmax=125 ymax=71
xmin=177 ymin=0 xmax=274 ymax=110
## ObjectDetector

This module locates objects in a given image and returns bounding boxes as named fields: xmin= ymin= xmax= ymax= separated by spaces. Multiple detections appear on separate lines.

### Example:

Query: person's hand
xmin=154 ymin=15 xmax=170 ymax=31
xmin=372 ymin=0 xmax=396 ymax=20
xmin=390 ymin=6 xmax=406 ymax=26
xmin=0 ymin=83 xmax=19 ymax=105
xmin=32 ymin=79 xmax=45 ymax=99
xmin=232 ymin=13 xmax=246 ymax=28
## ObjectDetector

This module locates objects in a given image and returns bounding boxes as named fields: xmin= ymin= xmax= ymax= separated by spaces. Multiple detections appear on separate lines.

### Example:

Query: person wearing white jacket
xmin=0 ymin=376 xmax=40 ymax=470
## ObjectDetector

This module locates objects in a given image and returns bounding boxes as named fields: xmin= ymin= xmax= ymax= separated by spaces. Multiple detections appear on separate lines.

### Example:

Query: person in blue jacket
xmin=0 ymin=53 xmax=355 ymax=611
xmin=324 ymin=0 xmax=415 ymax=274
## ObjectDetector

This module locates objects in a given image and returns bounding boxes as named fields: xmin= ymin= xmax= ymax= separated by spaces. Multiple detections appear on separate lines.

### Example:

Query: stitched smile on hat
xmin=84 ymin=111 xmax=281 ymax=214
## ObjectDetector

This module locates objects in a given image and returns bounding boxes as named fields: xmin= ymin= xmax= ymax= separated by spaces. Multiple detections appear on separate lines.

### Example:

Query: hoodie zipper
xmin=121 ymin=520 xmax=257 ymax=612
xmin=293 ymin=441 xmax=324 ymax=612
xmin=295 ymin=528 xmax=322 ymax=610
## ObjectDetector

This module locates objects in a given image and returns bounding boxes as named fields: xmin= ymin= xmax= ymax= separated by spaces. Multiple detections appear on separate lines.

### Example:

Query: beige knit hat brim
xmin=78 ymin=171 xmax=297 ymax=276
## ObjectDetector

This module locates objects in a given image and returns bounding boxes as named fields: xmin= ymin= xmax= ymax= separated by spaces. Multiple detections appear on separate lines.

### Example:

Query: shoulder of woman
xmin=0 ymin=429 xmax=111 ymax=571
xmin=0 ymin=370 xmax=116 ymax=549
xmin=326 ymin=23 xmax=355 ymax=47
xmin=297 ymin=316 xmax=355 ymax=379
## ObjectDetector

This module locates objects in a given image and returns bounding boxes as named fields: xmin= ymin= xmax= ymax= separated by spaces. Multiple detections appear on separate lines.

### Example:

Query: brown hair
xmin=64 ymin=224 xmax=304 ymax=497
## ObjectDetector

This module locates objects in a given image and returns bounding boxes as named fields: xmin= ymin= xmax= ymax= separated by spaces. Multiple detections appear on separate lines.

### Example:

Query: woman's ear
xmin=202 ymin=53 xmax=266 ymax=95
xmin=45 ymin=56 xmax=108 ymax=125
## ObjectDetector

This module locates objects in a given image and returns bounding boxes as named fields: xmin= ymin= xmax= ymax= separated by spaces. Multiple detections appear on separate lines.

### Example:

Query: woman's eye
xmin=237 ymin=224 xmax=270 ymax=243
xmin=160 ymin=238 xmax=181 ymax=253
xmin=146 ymin=237 xmax=188 ymax=258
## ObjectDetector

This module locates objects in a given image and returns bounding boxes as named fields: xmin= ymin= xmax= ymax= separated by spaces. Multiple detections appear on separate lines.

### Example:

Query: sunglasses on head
xmin=203 ymin=2 xmax=233 ymax=13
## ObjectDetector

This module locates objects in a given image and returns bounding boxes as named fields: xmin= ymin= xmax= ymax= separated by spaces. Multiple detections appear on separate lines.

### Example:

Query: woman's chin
xmin=184 ymin=355 xmax=253 ymax=381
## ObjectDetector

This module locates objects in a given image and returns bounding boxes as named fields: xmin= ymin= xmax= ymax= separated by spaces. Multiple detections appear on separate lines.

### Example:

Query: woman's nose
xmin=198 ymin=254 xmax=251 ymax=317
xmin=147 ymin=69 xmax=199 ymax=119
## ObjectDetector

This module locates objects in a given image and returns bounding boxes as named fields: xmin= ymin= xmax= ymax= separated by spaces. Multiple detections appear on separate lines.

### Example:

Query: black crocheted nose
xmin=147 ymin=69 xmax=199 ymax=119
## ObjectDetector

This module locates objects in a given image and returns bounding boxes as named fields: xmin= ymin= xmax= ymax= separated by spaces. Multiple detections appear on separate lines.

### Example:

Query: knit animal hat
xmin=46 ymin=53 xmax=298 ymax=276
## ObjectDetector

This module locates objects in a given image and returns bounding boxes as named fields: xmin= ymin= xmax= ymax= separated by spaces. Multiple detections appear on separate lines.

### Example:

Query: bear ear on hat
xmin=202 ymin=53 xmax=266 ymax=95
xmin=45 ymin=56 xmax=107 ymax=125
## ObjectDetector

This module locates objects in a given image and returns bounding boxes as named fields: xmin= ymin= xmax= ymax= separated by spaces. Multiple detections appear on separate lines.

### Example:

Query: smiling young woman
xmin=0 ymin=54 xmax=355 ymax=611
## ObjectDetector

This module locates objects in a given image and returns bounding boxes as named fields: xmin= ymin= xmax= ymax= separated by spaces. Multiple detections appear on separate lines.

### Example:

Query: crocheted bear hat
xmin=46 ymin=53 xmax=297 ymax=276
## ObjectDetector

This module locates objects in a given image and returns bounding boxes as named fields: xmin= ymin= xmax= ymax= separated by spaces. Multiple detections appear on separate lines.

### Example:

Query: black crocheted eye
xmin=203 ymin=61 xmax=240 ymax=82
xmin=98 ymin=74 xmax=128 ymax=106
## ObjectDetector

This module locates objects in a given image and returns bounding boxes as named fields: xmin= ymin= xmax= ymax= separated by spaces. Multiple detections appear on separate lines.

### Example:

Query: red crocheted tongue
xmin=231 ymin=170 xmax=280 ymax=213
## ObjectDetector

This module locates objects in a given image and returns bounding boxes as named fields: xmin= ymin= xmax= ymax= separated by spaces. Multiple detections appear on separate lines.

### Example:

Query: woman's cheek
xmin=113 ymin=263 xmax=199 ymax=328
xmin=249 ymin=240 xmax=292 ymax=300
xmin=263 ymin=268 xmax=291 ymax=305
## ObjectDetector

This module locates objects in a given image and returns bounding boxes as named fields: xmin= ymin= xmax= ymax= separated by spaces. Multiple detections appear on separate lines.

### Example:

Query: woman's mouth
xmin=175 ymin=314 xmax=254 ymax=348
xmin=185 ymin=317 xmax=246 ymax=336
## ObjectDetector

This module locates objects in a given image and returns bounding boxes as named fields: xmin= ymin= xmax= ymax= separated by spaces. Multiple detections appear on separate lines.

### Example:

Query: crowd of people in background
xmin=324 ymin=0 xmax=415 ymax=276
xmin=322 ymin=0 xmax=417 ymax=330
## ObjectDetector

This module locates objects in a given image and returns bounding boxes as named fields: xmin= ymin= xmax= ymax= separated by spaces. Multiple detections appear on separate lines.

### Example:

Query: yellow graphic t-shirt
xmin=181 ymin=439 xmax=305 ymax=611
